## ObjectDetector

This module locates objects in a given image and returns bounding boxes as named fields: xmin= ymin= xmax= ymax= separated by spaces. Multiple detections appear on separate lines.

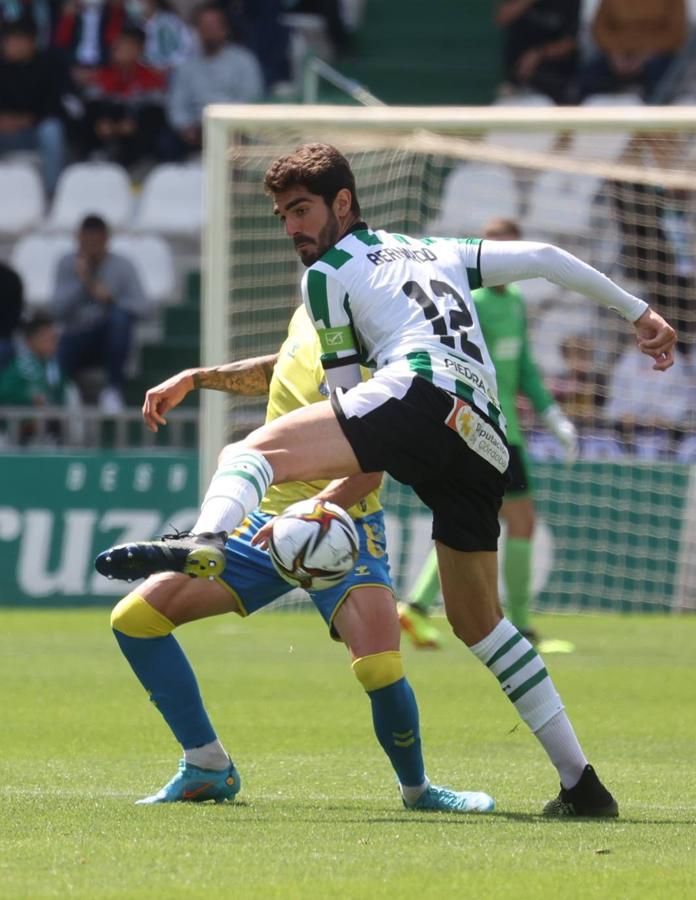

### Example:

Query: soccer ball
xmin=268 ymin=499 xmax=360 ymax=591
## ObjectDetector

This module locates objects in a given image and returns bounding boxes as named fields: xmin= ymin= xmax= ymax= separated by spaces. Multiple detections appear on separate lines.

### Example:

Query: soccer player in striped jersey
xmin=102 ymin=144 xmax=676 ymax=816
xmin=399 ymin=217 xmax=579 ymax=648
xmin=99 ymin=305 xmax=494 ymax=812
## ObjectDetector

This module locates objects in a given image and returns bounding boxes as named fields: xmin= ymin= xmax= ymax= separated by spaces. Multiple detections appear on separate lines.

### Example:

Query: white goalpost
xmin=202 ymin=104 xmax=696 ymax=613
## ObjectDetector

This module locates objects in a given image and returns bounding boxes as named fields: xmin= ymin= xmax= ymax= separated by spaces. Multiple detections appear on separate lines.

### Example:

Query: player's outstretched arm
xmin=477 ymin=241 xmax=678 ymax=369
xmin=142 ymin=354 xmax=278 ymax=432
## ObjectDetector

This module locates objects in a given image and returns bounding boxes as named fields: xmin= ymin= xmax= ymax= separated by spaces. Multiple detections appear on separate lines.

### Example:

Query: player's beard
xmin=294 ymin=210 xmax=340 ymax=266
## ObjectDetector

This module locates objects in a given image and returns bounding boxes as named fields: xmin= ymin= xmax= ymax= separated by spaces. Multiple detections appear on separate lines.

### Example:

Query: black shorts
xmin=331 ymin=372 xmax=508 ymax=552
xmin=506 ymin=444 xmax=531 ymax=496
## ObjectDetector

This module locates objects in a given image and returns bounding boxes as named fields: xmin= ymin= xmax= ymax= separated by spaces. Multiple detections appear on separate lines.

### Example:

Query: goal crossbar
xmin=205 ymin=103 xmax=696 ymax=132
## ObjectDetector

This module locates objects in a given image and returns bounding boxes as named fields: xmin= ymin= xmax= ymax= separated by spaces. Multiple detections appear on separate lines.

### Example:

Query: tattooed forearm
xmin=192 ymin=354 xmax=278 ymax=396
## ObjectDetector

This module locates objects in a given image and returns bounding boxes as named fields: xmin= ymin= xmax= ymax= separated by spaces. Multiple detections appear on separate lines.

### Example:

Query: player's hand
xmin=544 ymin=404 xmax=579 ymax=464
xmin=633 ymin=307 xmax=677 ymax=371
xmin=142 ymin=370 xmax=196 ymax=432
xmin=251 ymin=518 xmax=274 ymax=549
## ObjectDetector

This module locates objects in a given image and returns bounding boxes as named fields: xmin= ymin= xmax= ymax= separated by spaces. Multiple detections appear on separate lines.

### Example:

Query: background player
xmin=100 ymin=144 xmax=676 ymax=816
xmin=399 ymin=217 xmax=579 ymax=648
xmin=102 ymin=304 xmax=495 ymax=812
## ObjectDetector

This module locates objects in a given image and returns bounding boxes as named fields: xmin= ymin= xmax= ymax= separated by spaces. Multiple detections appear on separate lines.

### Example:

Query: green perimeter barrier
xmin=0 ymin=453 xmax=199 ymax=606
xmin=0 ymin=454 xmax=692 ymax=610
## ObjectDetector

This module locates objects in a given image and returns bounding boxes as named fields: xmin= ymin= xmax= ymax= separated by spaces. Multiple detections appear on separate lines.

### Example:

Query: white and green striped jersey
xmin=301 ymin=227 xmax=505 ymax=428
xmin=302 ymin=227 xmax=651 ymax=431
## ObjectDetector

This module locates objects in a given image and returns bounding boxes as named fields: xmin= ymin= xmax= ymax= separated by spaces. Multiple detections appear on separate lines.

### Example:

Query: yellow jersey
xmin=260 ymin=306 xmax=382 ymax=519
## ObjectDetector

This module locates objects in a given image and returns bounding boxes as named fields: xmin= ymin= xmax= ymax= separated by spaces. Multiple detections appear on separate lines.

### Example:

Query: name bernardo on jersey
xmin=366 ymin=247 xmax=438 ymax=267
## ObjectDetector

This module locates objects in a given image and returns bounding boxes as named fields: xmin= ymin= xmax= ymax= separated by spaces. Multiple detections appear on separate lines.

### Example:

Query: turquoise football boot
xmin=403 ymin=783 xmax=495 ymax=813
xmin=136 ymin=759 xmax=241 ymax=805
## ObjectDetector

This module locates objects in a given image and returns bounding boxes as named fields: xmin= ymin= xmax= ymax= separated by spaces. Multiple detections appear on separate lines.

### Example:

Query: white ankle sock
xmin=184 ymin=738 xmax=230 ymax=771
xmin=400 ymin=778 xmax=430 ymax=805
xmin=193 ymin=447 xmax=273 ymax=535
xmin=534 ymin=711 xmax=588 ymax=789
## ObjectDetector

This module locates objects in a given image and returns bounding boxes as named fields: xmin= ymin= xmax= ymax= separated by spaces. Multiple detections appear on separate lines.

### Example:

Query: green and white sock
xmin=504 ymin=537 xmax=532 ymax=632
xmin=194 ymin=447 xmax=273 ymax=535
xmin=409 ymin=548 xmax=439 ymax=614
xmin=470 ymin=618 xmax=587 ymax=785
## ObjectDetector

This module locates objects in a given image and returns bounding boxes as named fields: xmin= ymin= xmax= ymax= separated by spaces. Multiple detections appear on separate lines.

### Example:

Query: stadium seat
xmin=11 ymin=233 xmax=74 ymax=306
xmin=111 ymin=233 xmax=176 ymax=305
xmin=575 ymin=93 xmax=643 ymax=161
xmin=524 ymin=170 xmax=603 ymax=239
xmin=0 ymin=164 xmax=45 ymax=235
xmin=131 ymin=164 xmax=203 ymax=237
xmin=488 ymin=94 xmax=558 ymax=155
xmin=580 ymin=92 xmax=644 ymax=107
xmin=46 ymin=163 xmax=134 ymax=231
xmin=528 ymin=297 xmax=599 ymax=376
xmin=431 ymin=163 xmax=519 ymax=236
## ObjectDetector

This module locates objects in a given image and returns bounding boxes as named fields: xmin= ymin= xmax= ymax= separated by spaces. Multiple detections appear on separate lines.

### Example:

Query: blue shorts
xmin=216 ymin=508 xmax=393 ymax=640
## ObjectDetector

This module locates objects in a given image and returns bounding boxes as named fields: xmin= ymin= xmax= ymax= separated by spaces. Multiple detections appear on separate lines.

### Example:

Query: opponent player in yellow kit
xmin=102 ymin=305 xmax=495 ymax=812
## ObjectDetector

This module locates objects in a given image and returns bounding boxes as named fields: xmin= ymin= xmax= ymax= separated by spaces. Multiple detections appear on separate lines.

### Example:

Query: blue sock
xmin=113 ymin=630 xmax=217 ymax=749
xmin=367 ymin=677 xmax=425 ymax=787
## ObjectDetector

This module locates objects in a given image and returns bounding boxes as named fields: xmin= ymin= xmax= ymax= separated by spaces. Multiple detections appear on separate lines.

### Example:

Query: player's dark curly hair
xmin=264 ymin=143 xmax=361 ymax=216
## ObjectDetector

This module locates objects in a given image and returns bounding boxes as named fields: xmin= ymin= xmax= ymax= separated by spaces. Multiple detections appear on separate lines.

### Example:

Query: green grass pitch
xmin=1 ymin=608 xmax=695 ymax=899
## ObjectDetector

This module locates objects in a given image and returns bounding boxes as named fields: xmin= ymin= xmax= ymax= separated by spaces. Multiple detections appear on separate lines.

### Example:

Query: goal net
xmin=202 ymin=105 xmax=696 ymax=614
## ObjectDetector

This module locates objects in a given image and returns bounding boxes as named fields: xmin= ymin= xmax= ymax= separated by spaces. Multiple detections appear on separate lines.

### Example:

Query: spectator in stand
xmin=580 ymin=0 xmax=688 ymax=101
xmin=605 ymin=341 xmax=695 ymax=455
xmin=0 ymin=312 xmax=69 ymax=405
xmin=80 ymin=26 xmax=168 ymax=168
xmin=166 ymin=2 xmax=263 ymax=156
xmin=0 ymin=313 xmax=75 ymax=444
xmin=0 ymin=260 xmax=24 ymax=370
xmin=52 ymin=0 xmax=128 ymax=70
xmin=0 ymin=0 xmax=59 ymax=50
xmin=49 ymin=214 xmax=150 ymax=413
xmin=0 ymin=18 xmax=67 ymax=193
xmin=136 ymin=0 xmax=193 ymax=72
xmin=226 ymin=0 xmax=290 ymax=89
xmin=281 ymin=0 xmax=350 ymax=57
xmin=495 ymin=0 xmax=580 ymax=104
xmin=554 ymin=333 xmax=605 ymax=430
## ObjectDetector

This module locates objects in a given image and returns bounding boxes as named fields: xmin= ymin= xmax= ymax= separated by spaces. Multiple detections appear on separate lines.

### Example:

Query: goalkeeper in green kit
xmin=399 ymin=218 xmax=578 ymax=648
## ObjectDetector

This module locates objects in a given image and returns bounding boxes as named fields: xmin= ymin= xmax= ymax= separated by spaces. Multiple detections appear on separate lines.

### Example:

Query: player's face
xmin=273 ymin=187 xmax=340 ymax=267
